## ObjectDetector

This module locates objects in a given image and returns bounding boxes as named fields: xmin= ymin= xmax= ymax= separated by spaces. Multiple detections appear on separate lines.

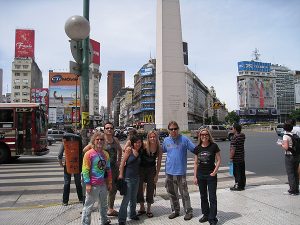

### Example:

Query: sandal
xmin=107 ymin=210 xmax=118 ymax=217
xmin=146 ymin=212 xmax=153 ymax=218
xmin=137 ymin=210 xmax=146 ymax=215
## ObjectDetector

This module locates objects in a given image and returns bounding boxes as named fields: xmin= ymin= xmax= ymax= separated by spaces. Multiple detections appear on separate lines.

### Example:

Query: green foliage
xmin=205 ymin=115 xmax=219 ymax=125
xmin=288 ymin=109 xmax=300 ymax=121
xmin=225 ymin=111 xmax=240 ymax=125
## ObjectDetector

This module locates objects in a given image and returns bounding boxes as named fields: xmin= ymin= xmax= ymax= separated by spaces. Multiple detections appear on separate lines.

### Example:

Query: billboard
xmin=238 ymin=61 xmax=271 ymax=72
xmin=15 ymin=29 xmax=35 ymax=58
xmin=238 ymin=77 xmax=276 ymax=109
xmin=90 ymin=39 xmax=100 ymax=65
xmin=30 ymin=88 xmax=49 ymax=111
xmin=140 ymin=68 xmax=153 ymax=76
xmin=49 ymin=72 xmax=80 ymax=108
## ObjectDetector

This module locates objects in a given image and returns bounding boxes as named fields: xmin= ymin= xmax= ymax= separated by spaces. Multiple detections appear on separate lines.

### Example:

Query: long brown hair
xmin=145 ymin=130 xmax=160 ymax=155
xmin=198 ymin=128 xmax=215 ymax=145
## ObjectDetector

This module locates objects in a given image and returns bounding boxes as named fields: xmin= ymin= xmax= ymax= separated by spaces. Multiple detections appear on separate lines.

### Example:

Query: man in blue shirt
xmin=162 ymin=121 xmax=195 ymax=221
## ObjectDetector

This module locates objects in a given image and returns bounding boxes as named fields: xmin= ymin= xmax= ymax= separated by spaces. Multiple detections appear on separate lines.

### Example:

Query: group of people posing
xmin=58 ymin=121 xmax=247 ymax=225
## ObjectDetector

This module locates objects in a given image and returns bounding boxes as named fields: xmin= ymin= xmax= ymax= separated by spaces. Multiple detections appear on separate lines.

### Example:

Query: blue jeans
xmin=63 ymin=166 xmax=83 ymax=204
xmin=81 ymin=185 xmax=109 ymax=225
xmin=118 ymin=177 xmax=139 ymax=223
xmin=197 ymin=174 xmax=217 ymax=222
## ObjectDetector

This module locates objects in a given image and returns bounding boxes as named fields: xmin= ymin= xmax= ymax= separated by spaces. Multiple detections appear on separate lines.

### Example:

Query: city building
xmin=0 ymin=68 xmax=3 ymax=96
xmin=294 ymin=70 xmax=300 ymax=110
xmin=237 ymin=60 xmax=277 ymax=123
xmin=11 ymin=58 xmax=43 ymax=103
xmin=119 ymin=88 xmax=134 ymax=127
xmin=11 ymin=29 xmax=43 ymax=103
xmin=272 ymin=64 xmax=295 ymax=122
xmin=110 ymin=87 xmax=133 ymax=127
xmin=107 ymin=71 xmax=125 ymax=116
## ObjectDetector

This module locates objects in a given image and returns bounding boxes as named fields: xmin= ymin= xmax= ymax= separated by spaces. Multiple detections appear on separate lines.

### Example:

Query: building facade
xmin=11 ymin=58 xmax=43 ymax=103
xmin=0 ymin=68 xmax=3 ymax=96
xmin=107 ymin=71 xmax=125 ymax=116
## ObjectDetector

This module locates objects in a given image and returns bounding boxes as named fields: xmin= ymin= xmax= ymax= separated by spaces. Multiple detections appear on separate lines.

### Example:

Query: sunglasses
xmin=105 ymin=127 xmax=113 ymax=130
xmin=169 ymin=127 xmax=178 ymax=131
xmin=96 ymin=138 xmax=105 ymax=141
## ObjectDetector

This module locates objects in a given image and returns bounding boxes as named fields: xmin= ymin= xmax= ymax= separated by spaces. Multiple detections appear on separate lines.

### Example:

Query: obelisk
xmin=155 ymin=0 xmax=188 ymax=130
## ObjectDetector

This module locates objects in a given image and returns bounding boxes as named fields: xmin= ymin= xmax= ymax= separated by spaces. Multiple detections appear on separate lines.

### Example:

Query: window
xmin=22 ymin=99 xmax=29 ymax=102
xmin=14 ymin=93 xmax=20 ymax=96
xmin=23 ymin=79 xmax=29 ymax=84
xmin=23 ymin=65 xmax=29 ymax=69
xmin=23 ymin=73 xmax=28 ymax=76
xmin=14 ymin=79 xmax=20 ymax=83
xmin=0 ymin=109 xmax=14 ymax=128
xmin=15 ymin=73 xmax=20 ymax=76
xmin=22 ymin=92 xmax=29 ymax=96
xmin=14 ymin=86 xmax=20 ymax=89
xmin=22 ymin=86 xmax=29 ymax=89
xmin=15 ymin=65 xmax=21 ymax=69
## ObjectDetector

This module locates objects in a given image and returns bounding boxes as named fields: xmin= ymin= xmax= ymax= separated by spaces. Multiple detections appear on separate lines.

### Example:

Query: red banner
xmin=15 ymin=29 xmax=35 ymax=58
xmin=90 ymin=39 xmax=100 ymax=65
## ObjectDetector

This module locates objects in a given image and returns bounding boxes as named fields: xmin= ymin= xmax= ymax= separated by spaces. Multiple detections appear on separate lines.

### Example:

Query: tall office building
xmin=0 ymin=68 xmax=3 ymax=96
xmin=107 ymin=71 xmax=125 ymax=115
xmin=156 ymin=0 xmax=188 ymax=130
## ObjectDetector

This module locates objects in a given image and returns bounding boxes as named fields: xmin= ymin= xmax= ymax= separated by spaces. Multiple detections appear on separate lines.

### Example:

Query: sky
xmin=1 ymin=0 xmax=300 ymax=111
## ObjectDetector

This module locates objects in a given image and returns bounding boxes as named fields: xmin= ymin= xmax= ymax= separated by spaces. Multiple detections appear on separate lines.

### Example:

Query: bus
xmin=0 ymin=103 xmax=49 ymax=163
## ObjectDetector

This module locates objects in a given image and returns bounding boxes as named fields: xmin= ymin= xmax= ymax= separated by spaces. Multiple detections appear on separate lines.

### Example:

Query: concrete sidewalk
xmin=0 ymin=184 xmax=299 ymax=225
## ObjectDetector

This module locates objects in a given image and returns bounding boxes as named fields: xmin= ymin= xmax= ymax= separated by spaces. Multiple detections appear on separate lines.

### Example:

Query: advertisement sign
xmin=90 ymin=39 xmax=100 ymax=65
xmin=48 ymin=108 xmax=57 ymax=124
xmin=49 ymin=72 xmax=80 ymax=108
xmin=56 ymin=107 xmax=64 ymax=123
xmin=238 ymin=77 xmax=276 ymax=109
xmin=30 ymin=88 xmax=49 ymax=111
xmin=238 ymin=61 xmax=271 ymax=72
xmin=140 ymin=68 xmax=153 ymax=76
xmin=71 ymin=107 xmax=80 ymax=123
xmin=15 ymin=29 xmax=35 ymax=58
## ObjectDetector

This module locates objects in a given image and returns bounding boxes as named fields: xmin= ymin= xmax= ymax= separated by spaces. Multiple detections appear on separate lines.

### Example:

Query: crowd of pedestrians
xmin=57 ymin=119 xmax=299 ymax=225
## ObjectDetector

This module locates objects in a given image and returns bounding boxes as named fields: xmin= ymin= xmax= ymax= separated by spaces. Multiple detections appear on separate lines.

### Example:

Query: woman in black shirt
xmin=193 ymin=128 xmax=221 ymax=225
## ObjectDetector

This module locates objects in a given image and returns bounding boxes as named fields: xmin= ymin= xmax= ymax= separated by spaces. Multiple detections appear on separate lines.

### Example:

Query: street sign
xmin=212 ymin=102 xmax=222 ymax=109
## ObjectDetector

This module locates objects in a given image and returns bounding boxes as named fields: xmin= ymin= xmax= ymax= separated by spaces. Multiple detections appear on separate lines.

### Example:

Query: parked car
xmin=47 ymin=129 xmax=66 ymax=141
xmin=191 ymin=125 xmax=233 ymax=141
xmin=47 ymin=136 xmax=56 ymax=146
xmin=275 ymin=124 xmax=284 ymax=137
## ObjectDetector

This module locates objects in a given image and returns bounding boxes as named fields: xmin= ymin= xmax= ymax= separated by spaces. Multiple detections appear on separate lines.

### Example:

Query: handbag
xmin=116 ymin=178 xmax=127 ymax=196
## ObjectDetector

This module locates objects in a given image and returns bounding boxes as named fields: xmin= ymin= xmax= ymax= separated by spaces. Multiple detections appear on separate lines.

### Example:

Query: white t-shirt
xmin=292 ymin=126 xmax=300 ymax=137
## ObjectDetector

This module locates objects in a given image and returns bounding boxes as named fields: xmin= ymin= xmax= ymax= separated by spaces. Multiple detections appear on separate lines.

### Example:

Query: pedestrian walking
xmin=290 ymin=119 xmax=300 ymax=180
xmin=58 ymin=134 xmax=83 ymax=206
xmin=279 ymin=121 xmax=299 ymax=195
xmin=118 ymin=135 xmax=143 ymax=225
xmin=229 ymin=123 xmax=246 ymax=191
xmin=103 ymin=122 xmax=123 ymax=217
xmin=81 ymin=132 xmax=112 ymax=225
xmin=193 ymin=128 xmax=221 ymax=225
xmin=137 ymin=130 xmax=163 ymax=218
xmin=162 ymin=121 xmax=195 ymax=221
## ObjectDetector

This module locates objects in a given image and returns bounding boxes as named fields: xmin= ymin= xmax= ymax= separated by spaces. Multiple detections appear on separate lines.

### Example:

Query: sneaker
xmin=168 ymin=212 xmax=180 ymax=219
xmin=230 ymin=186 xmax=243 ymax=191
xmin=184 ymin=213 xmax=193 ymax=220
xmin=199 ymin=215 xmax=208 ymax=223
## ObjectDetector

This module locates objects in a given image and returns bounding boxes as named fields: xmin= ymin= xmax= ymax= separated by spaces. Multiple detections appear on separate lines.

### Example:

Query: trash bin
xmin=63 ymin=133 xmax=82 ymax=174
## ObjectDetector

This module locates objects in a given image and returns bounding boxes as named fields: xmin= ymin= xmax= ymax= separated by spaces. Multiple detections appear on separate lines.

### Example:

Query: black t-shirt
xmin=194 ymin=142 xmax=220 ymax=176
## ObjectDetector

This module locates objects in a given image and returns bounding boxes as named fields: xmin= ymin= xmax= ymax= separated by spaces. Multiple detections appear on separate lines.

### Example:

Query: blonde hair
xmin=90 ymin=132 xmax=105 ymax=149
xmin=145 ymin=130 xmax=160 ymax=155
xmin=198 ymin=128 xmax=214 ymax=145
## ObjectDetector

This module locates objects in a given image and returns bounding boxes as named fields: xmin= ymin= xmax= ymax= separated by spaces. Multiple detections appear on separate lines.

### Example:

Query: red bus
xmin=0 ymin=103 xmax=49 ymax=163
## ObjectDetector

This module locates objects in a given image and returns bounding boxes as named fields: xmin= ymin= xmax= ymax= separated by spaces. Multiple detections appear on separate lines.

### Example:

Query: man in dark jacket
xmin=229 ymin=123 xmax=246 ymax=191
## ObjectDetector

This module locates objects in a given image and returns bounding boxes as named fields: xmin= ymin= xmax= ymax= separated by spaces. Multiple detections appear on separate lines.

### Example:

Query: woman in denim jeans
xmin=118 ymin=135 xmax=143 ymax=225
xmin=193 ymin=128 xmax=221 ymax=225
xmin=81 ymin=132 xmax=112 ymax=225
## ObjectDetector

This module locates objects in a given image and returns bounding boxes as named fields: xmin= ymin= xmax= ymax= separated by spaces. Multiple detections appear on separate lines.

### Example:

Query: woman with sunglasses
xmin=193 ymin=128 xmax=221 ymax=225
xmin=81 ymin=132 xmax=112 ymax=225
xmin=137 ymin=130 xmax=162 ymax=218
xmin=118 ymin=135 xmax=143 ymax=225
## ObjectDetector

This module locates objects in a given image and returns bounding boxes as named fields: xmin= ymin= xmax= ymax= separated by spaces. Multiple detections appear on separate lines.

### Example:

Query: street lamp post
xmin=65 ymin=0 xmax=90 ymax=146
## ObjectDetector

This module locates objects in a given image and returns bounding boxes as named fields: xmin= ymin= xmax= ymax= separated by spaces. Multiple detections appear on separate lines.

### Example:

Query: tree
xmin=225 ymin=111 xmax=240 ymax=125
xmin=288 ymin=109 xmax=300 ymax=122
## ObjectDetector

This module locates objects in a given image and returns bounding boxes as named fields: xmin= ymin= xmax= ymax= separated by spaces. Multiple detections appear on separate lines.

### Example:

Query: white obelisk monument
xmin=155 ymin=0 xmax=188 ymax=130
